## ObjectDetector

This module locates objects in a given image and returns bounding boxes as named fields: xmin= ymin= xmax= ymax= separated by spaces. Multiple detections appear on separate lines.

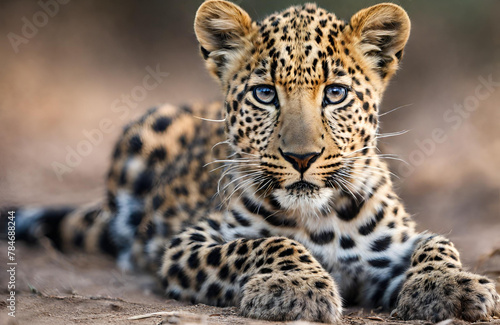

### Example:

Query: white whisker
xmin=193 ymin=116 xmax=226 ymax=122
xmin=379 ymin=103 xmax=414 ymax=117
xmin=375 ymin=129 xmax=409 ymax=139
xmin=344 ymin=146 xmax=378 ymax=157
xmin=211 ymin=140 xmax=231 ymax=151
xmin=204 ymin=159 xmax=258 ymax=167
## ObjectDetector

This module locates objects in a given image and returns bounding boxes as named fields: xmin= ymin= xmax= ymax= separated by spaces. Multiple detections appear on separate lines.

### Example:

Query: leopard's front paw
xmin=240 ymin=272 xmax=342 ymax=323
xmin=396 ymin=266 xmax=500 ymax=322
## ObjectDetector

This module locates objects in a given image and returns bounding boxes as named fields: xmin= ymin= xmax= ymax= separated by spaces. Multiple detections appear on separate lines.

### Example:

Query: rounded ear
xmin=348 ymin=3 xmax=411 ymax=80
xmin=194 ymin=0 xmax=253 ymax=81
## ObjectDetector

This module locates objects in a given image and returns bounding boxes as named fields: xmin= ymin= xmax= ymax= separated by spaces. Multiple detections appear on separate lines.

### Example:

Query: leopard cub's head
xmin=195 ymin=0 xmax=410 ymax=214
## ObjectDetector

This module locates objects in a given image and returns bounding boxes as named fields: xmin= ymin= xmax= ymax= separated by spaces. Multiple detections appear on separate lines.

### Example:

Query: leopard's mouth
xmin=285 ymin=181 xmax=320 ymax=195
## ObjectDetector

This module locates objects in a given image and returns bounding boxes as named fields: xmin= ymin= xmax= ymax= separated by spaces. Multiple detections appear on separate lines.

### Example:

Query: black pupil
xmin=329 ymin=87 xmax=342 ymax=97
xmin=325 ymin=86 xmax=347 ymax=104
xmin=258 ymin=87 xmax=273 ymax=101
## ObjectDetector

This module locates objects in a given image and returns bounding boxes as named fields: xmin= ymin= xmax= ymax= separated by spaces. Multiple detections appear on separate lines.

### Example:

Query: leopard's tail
xmin=1 ymin=203 xmax=118 ymax=256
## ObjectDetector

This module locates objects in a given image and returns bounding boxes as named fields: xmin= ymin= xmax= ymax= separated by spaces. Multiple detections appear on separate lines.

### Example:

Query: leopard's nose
xmin=279 ymin=149 xmax=323 ymax=173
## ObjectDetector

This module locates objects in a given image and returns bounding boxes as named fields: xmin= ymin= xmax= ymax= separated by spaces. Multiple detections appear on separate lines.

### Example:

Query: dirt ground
xmin=0 ymin=241 xmax=499 ymax=325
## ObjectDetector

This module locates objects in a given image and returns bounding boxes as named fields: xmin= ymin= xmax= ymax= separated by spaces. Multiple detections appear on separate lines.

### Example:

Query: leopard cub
xmin=10 ymin=1 xmax=500 ymax=323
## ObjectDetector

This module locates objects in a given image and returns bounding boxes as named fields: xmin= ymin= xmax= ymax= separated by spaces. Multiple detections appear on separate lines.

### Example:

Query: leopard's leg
xmin=158 ymin=215 xmax=342 ymax=323
xmin=396 ymin=234 xmax=500 ymax=322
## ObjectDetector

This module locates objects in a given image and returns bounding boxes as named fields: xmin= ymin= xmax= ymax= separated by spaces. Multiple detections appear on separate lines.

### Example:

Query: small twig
xmin=128 ymin=311 xmax=195 ymax=320
xmin=88 ymin=295 xmax=127 ymax=302
xmin=38 ymin=291 xmax=140 ymax=305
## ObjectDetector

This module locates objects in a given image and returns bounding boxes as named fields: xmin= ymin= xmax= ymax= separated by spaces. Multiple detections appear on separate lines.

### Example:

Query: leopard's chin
xmin=272 ymin=184 xmax=336 ymax=216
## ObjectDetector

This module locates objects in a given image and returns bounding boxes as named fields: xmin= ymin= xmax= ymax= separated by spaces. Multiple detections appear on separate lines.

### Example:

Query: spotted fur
xmin=5 ymin=1 xmax=499 ymax=323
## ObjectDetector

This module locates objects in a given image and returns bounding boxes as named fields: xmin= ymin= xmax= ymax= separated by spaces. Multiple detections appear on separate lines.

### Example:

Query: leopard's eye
xmin=253 ymin=85 xmax=276 ymax=104
xmin=323 ymin=85 xmax=348 ymax=105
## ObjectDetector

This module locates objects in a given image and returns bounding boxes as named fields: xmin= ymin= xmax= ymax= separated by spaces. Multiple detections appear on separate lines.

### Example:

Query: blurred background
xmin=0 ymin=0 xmax=499 ymax=265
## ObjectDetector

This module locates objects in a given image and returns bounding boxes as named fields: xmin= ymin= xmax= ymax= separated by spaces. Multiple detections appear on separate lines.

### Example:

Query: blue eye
xmin=324 ymin=85 xmax=348 ymax=105
xmin=253 ymin=85 xmax=276 ymax=104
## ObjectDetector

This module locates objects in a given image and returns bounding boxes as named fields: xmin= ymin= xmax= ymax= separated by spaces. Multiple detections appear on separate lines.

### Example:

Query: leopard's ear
xmin=195 ymin=0 xmax=253 ymax=82
xmin=348 ymin=3 xmax=410 ymax=81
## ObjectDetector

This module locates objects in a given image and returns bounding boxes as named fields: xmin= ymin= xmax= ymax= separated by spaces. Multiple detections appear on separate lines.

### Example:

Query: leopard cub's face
xmin=195 ymin=0 xmax=410 ymax=213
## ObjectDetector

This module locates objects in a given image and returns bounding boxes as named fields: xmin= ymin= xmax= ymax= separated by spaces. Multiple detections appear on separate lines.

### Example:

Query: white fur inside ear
xmin=349 ymin=3 xmax=410 ymax=79
xmin=209 ymin=17 xmax=242 ymax=31
xmin=195 ymin=0 xmax=252 ymax=52
xmin=359 ymin=29 xmax=398 ymax=51
xmin=357 ymin=28 xmax=399 ymax=69
xmin=194 ymin=0 xmax=253 ymax=82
